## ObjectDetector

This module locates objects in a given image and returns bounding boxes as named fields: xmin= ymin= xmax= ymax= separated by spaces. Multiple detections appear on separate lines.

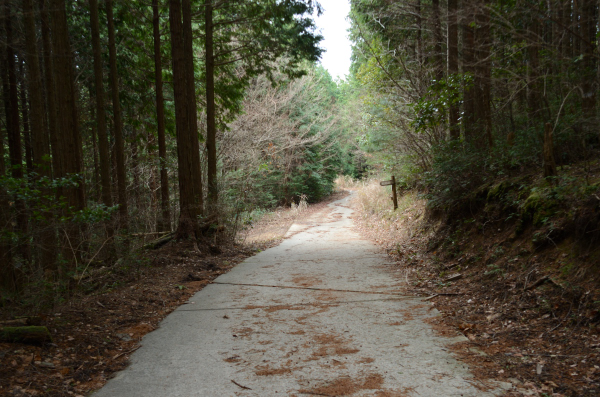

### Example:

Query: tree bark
xmin=205 ymin=0 xmax=218 ymax=208
xmin=106 ymin=0 xmax=128 ymax=227
xmin=152 ymin=0 xmax=171 ymax=232
xmin=432 ymin=0 xmax=443 ymax=82
xmin=89 ymin=90 xmax=100 ymax=201
xmin=475 ymin=1 xmax=492 ymax=149
xmin=5 ymin=0 xmax=29 ymax=275
xmin=24 ymin=0 xmax=57 ymax=273
xmin=39 ymin=0 xmax=59 ymax=178
xmin=580 ymin=0 xmax=596 ymax=126
xmin=18 ymin=62 xmax=33 ymax=174
xmin=169 ymin=0 xmax=203 ymax=239
xmin=0 ymin=8 xmax=15 ymax=289
xmin=90 ymin=0 xmax=114 ymax=210
xmin=462 ymin=0 xmax=492 ymax=149
xmin=447 ymin=0 xmax=459 ymax=140
xmin=24 ymin=0 xmax=50 ymax=175
xmin=182 ymin=0 xmax=203 ymax=217
xmin=527 ymin=16 xmax=542 ymax=125
xmin=5 ymin=1 xmax=23 ymax=182
xmin=416 ymin=0 xmax=422 ymax=66
xmin=49 ymin=0 xmax=86 ymax=269
xmin=462 ymin=7 xmax=476 ymax=143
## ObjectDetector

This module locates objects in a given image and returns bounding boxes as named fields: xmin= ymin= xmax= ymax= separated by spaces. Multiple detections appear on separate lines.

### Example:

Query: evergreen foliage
xmin=0 ymin=0 xmax=337 ymax=298
xmin=346 ymin=0 xmax=600 ymax=211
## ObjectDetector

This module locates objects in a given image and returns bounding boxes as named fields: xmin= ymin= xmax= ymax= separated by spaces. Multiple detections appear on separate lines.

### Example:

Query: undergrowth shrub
xmin=422 ymin=122 xmax=599 ymax=212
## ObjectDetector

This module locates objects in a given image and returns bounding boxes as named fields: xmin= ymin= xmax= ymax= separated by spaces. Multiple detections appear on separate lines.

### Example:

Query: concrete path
xmin=95 ymin=194 xmax=509 ymax=396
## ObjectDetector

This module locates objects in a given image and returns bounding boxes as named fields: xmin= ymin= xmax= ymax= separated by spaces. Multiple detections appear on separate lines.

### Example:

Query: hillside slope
xmin=348 ymin=164 xmax=600 ymax=396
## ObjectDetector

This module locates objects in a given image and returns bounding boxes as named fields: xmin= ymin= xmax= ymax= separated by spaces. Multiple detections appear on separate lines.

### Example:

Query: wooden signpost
xmin=380 ymin=175 xmax=398 ymax=210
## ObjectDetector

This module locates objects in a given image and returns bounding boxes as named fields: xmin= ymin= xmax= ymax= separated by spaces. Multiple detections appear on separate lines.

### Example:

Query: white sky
xmin=313 ymin=0 xmax=352 ymax=80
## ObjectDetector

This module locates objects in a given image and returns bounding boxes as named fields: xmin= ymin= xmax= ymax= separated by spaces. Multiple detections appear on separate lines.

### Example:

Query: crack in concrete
xmin=175 ymin=296 xmax=421 ymax=312
xmin=210 ymin=280 xmax=417 ymax=297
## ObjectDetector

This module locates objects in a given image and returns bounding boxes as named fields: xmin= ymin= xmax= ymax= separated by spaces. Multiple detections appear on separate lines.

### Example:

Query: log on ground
xmin=0 ymin=326 xmax=52 ymax=344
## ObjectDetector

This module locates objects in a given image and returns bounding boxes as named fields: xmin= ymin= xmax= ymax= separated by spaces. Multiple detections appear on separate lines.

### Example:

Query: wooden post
xmin=391 ymin=176 xmax=398 ymax=210
xmin=380 ymin=177 xmax=399 ymax=210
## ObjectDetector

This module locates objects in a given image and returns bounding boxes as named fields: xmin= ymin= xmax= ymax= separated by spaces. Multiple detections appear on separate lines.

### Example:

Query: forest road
xmin=94 ymin=193 xmax=513 ymax=397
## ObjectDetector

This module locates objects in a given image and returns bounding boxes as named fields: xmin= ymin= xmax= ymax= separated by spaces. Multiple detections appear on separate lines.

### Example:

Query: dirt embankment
xmin=351 ymin=164 xmax=600 ymax=396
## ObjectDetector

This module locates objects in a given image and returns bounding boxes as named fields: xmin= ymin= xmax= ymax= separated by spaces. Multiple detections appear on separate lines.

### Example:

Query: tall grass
xmin=334 ymin=175 xmax=359 ymax=190
xmin=290 ymin=194 xmax=309 ymax=215
xmin=335 ymin=175 xmax=423 ymax=246
xmin=356 ymin=180 xmax=417 ymax=218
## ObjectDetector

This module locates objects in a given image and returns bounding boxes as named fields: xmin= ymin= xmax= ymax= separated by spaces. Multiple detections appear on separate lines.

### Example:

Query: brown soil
xmin=374 ymin=390 xmax=412 ymax=397
xmin=232 ymin=327 xmax=254 ymax=339
xmin=308 ymin=332 xmax=360 ymax=361
xmin=351 ymin=187 xmax=600 ymax=396
xmin=298 ymin=373 xmax=384 ymax=396
xmin=264 ymin=304 xmax=306 ymax=313
xmin=357 ymin=357 xmax=375 ymax=364
xmin=291 ymin=275 xmax=321 ymax=287
xmin=254 ymin=364 xmax=295 ymax=376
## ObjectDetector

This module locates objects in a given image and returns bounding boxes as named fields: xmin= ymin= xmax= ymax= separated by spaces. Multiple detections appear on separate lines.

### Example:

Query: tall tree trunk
xmin=169 ymin=0 xmax=202 ymax=239
xmin=205 ymin=0 xmax=218 ymax=209
xmin=152 ymin=0 xmax=171 ymax=232
xmin=432 ymin=0 xmax=443 ymax=82
xmin=5 ymin=1 xmax=23 ymax=182
xmin=106 ymin=0 xmax=128 ymax=227
xmin=182 ymin=0 xmax=203 ymax=217
xmin=0 ymin=3 xmax=16 ymax=290
xmin=39 ymin=0 xmax=59 ymax=179
xmin=24 ymin=0 xmax=50 ymax=176
xmin=89 ymin=90 xmax=100 ymax=201
xmin=462 ymin=6 xmax=476 ymax=143
xmin=447 ymin=0 xmax=459 ymax=140
xmin=24 ymin=0 xmax=56 ymax=274
xmin=462 ymin=0 xmax=492 ymax=149
xmin=5 ymin=0 xmax=29 ymax=276
xmin=527 ymin=16 xmax=542 ymax=126
xmin=111 ymin=130 xmax=117 ymax=200
xmin=90 ymin=0 xmax=114 ymax=210
xmin=18 ymin=62 xmax=33 ymax=174
xmin=0 ymin=131 xmax=14 ymax=290
xmin=49 ymin=0 xmax=86 ymax=270
xmin=416 ymin=0 xmax=422 ymax=66
xmin=557 ymin=0 xmax=567 ymax=75
xmin=580 ymin=0 xmax=596 ymax=127
xmin=475 ymin=1 xmax=493 ymax=149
